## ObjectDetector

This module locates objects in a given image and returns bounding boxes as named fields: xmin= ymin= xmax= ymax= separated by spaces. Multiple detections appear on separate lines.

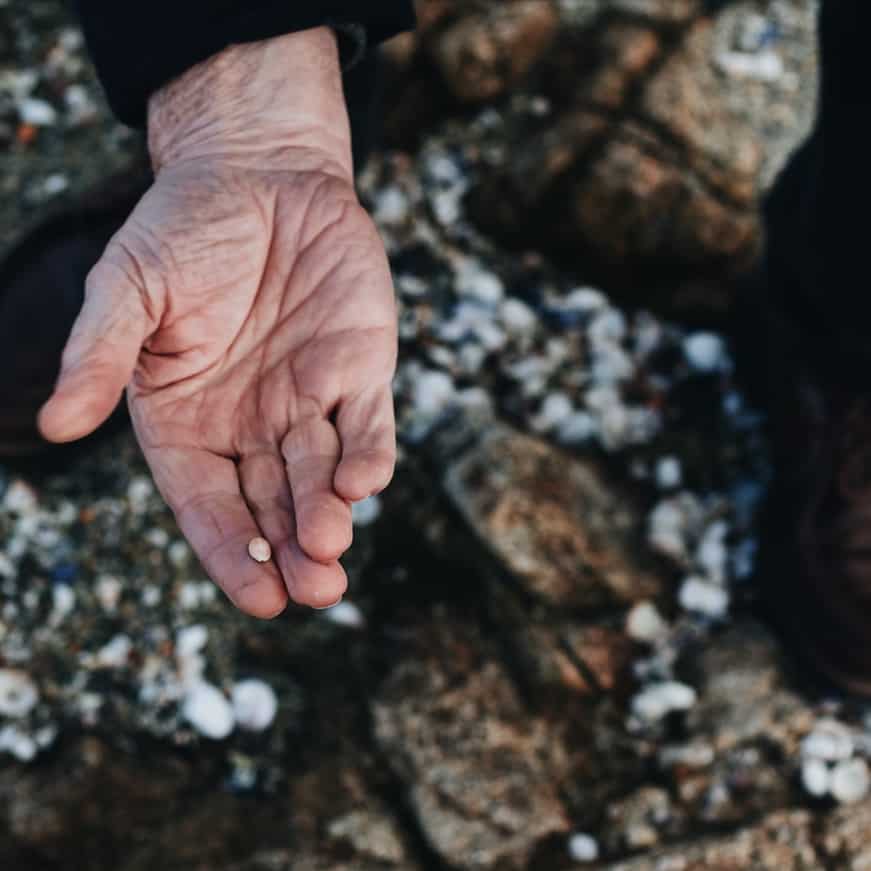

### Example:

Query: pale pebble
xmin=176 ymin=624 xmax=209 ymax=658
xmin=322 ymin=600 xmax=366 ymax=629
xmin=659 ymin=742 xmax=715 ymax=769
xmin=127 ymin=476 xmax=154 ymax=511
xmin=3 ymin=479 xmax=37 ymax=514
xmin=455 ymin=262 xmax=504 ymax=305
xmin=801 ymin=720 xmax=855 ymax=762
xmin=95 ymin=635 xmax=132 ymax=668
xmin=412 ymin=370 xmax=455 ymax=417
xmin=141 ymin=585 xmax=161 ymax=607
xmin=626 ymin=602 xmax=670 ymax=645
xmin=0 ymin=725 xmax=37 ymax=762
xmin=678 ymin=577 xmax=730 ymax=620
xmin=655 ymin=457 xmax=682 ymax=490
xmin=472 ymin=320 xmax=507 ymax=352
xmin=232 ymin=679 xmax=278 ymax=732
xmin=433 ymin=191 xmax=462 ymax=226
xmin=499 ymin=298 xmax=538 ymax=334
xmin=556 ymin=411 xmax=598 ymax=445
xmin=648 ymin=499 xmax=690 ymax=562
xmin=18 ymin=97 xmax=57 ymax=126
xmin=831 ymin=758 xmax=870 ymax=804
xmin=587 ymin=308 xmax=627 ymax=346
xmin=567 ymin=833 xmax=599 ymax=863
xmin=531 ymin=392 xmax=573 ymax=433
xmin=683 ymin=332 xmax=729 ymax=373
xmin=632 ymin=681 xmax=697 ymax=722
xmin=42 ymin=174 xmax=68 ymax=197
xmin=168 ymin=540 xmax=190 ymax=567
xmin=374 ymin=186 xmax=409 ymax=225
xmin=0 ymin=669 xmax=39 ymax=718
xmin=801 ymin=758 xmax=831 ymax=798
xmin=696 ymin=520 xmax=730 ymax=584
xmin=96 ymin=575 xmax=123 ymax=613
xmin=457 ymin=342 xmax=487 ymax=375
xmin=50 ymin=584 xmax=75 ymax=624
xmin=352 ymin=496 xmax=382 ymax=527
xmin=145 ymin=527 xmax=170 ymax=549
xmin=563 ymin=286 xmax=607 ymax=312
xmin=591 ymin=343 xmax=635 ymax=383
xmin=0 ymin=553 xmax=15 ymax=579
xmin=182 ymin=682 xmax=235 ymax=740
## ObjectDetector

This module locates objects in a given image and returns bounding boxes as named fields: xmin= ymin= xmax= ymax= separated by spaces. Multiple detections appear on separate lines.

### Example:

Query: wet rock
xmin=429 ymin=1 xmax=559 ymax=102
xmin=820 ymin=798 xmax=871 ymax=869
xmin=603 ymin=786 xmax=684 ymax=852
xmin=372 ymin=619 xmax=569 ymax=869
xmin=566 ymin=126 xmax=761 ymax=275
xmin=389 ymin=1 xmax=816 ymax=293
xmin=563 ymin=624 xmax=635 ymax=694
xmin=223 ymin=852 xmax=409 ymax=871
xmin=640 ymin=20 xmax=763 ymax=206
xmin=683 ymin=620 xmax=813 ymax=754
xmin=326 ymin=809 xmax=407 ymax=864
xmin=442 ymin=424 xmax=663 ymax=608
xmin=600 ymin=810 xmax=819 ymax=870
xmin=610 ymin=0 xmax=701 ymax=21
xmin=672 ymin=741 xmax=794 ymax=827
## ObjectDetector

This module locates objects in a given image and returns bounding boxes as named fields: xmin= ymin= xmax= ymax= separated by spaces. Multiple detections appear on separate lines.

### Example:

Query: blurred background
xmin=5 ymin=2 xmax=870 ymax=870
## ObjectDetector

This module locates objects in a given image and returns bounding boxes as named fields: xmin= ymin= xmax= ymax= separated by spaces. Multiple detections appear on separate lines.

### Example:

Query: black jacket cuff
xmin=74 ymin=1 xmax=416 ymax=128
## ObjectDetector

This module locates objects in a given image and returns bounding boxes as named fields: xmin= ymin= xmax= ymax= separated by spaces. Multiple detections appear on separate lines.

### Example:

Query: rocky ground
xmin=7 ymin=2 xmax=871 ymax=870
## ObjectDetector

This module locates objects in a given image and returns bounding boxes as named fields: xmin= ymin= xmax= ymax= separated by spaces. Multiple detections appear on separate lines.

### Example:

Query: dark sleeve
xmin=73 ymin=1 xmax=416 ymax=128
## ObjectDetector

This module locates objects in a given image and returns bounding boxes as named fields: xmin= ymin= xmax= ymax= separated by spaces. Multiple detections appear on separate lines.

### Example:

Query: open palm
xmin=39 ymin=164 xmax=397 ymax=616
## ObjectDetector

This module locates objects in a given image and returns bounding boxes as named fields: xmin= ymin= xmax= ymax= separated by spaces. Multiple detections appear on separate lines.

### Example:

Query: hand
xmin=37 ymin=29 xmax=397 ymax=617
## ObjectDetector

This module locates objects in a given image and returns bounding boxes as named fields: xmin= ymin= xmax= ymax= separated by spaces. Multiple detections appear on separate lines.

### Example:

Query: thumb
xmin=38 ymin=259 xmax=155 ymax=443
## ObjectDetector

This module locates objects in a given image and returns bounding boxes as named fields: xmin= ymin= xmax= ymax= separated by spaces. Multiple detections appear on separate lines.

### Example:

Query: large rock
xmin=0 ymin=736 xmax=420 ymax=871
xmin=372 ymin=618 xmax=570 ymax=869
xmin=429 ymin=1 xmax=559 ymax=102
xmin=682 ymin=620 xmax=813 ymax=755
xmin=385 ymin=0 xmax=818 ymax=292
xmin=820 ymin=799 xmax=871 ymax=870
xmin=443 ymin=424 xmax=663 ymax=608
xmin=601 ymin=810 xmax=820 ymax=870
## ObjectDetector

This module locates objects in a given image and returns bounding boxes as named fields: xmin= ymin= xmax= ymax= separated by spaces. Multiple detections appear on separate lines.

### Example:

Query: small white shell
xmin=232 ymin=679 xmax=278 ymax=732
xmin=248 ymin=537 xmax=272 ymax=563
xmin=182 ymin=682 xmax=235 ymax=740
xmin=0 ymin=669 xmax=39 ymax=718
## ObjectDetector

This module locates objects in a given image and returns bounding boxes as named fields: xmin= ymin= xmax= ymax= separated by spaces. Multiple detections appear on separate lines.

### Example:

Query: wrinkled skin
xmin=38 ymin=158 xmax=398 ymax=617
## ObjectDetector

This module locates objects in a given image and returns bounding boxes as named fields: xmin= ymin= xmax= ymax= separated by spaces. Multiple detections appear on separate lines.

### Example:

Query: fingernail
xmin=312 ymin=597 xmax=343 ymax=611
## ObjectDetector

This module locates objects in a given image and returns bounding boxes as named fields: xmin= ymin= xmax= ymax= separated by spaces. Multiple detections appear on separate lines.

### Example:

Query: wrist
xmin=147 ymin=27 xmax=353 ymax=180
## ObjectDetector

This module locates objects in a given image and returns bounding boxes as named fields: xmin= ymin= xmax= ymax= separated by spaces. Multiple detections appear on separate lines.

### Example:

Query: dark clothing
xmin=73 ymin=1 xmax=415 ymax=128
xmin=763 ymin=0 xmax=868 ymax=381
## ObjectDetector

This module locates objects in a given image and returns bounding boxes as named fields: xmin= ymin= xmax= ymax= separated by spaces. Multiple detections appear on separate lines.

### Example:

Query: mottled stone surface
xmin=601 ymin=810 xmax=820 ymax=870
xmin=819 ymin=799 xmax=871 ymax=871
xmin=684 ymin=621 xmax=813 ymax=755
xmin=372 ymin=618 xmax=570 ymax=869
xmin=430 ymin=1 xmax=560 ymax=102
xmin=443 ymin=425 xmax=662 ymax=608
xmin=385 ymin=0 xmax=818 ymax=291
